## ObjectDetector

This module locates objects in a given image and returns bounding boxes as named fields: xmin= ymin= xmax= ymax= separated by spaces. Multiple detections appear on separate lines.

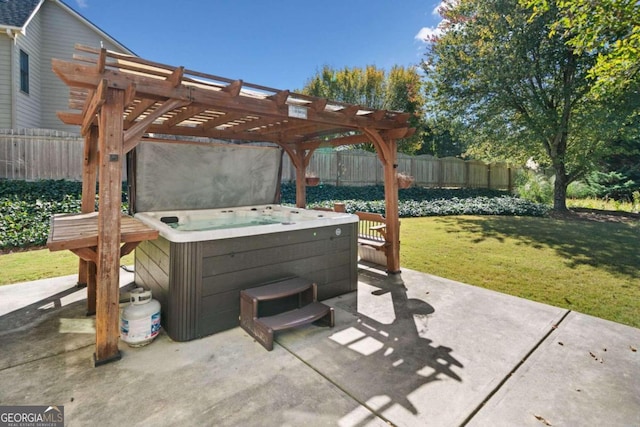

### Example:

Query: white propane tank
xmin=120 ymin=290 xmax=161 ymax=347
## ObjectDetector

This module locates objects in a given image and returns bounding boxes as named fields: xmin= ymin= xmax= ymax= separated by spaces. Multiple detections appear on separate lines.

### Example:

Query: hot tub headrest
xmin=160 ymin=216 xmax=179 ymax=224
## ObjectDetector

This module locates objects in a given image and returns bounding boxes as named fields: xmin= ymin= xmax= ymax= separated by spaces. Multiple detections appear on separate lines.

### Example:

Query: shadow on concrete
xmin=352 ymin=272 xmax=463 ymax=415
xmin=281 ymin=267 xmax=464 ymax=424
xmin=0 ymin=286 xmax=81 ymax=331
xmin=0 ymin=283 xmax=137 ymax=370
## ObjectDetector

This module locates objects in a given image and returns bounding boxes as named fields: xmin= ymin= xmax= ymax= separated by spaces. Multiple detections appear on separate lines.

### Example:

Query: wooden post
xmin=382 ymin=139 xmax=401 ymax=273
xmin=364 ymin=128 xmax=401 ymax=274
xmin=295 ymin=148 xmax=307 ymax=208
xmin=94 ymin=88 xmax=125 ymax=366
xmin=79 ymin=126 xmax=98 ymax=315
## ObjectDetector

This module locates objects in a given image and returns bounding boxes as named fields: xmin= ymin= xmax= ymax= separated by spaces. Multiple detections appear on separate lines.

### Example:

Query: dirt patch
xmin=549 ymin=208 xmax=640 ymax=224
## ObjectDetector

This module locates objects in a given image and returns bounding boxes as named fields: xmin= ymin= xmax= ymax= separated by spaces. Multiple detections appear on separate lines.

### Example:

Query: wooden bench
xmin=355 ymin=211 xmax=394 ymax=266
xmin=240 ymin=277 xmax=334 ymax=351
xmin=308 ymin=207 xmax=396 ymax=267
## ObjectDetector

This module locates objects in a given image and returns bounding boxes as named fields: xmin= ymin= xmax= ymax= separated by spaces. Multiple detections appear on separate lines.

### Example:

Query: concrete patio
xmin=0 ymin=264 xmax=638 ymax=426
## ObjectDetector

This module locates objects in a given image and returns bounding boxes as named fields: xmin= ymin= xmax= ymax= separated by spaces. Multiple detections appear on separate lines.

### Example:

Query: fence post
xmin=336 ymin=150 xmax=341 ymax=187
xmin=465 ymin=161 xmax=470 ymax=188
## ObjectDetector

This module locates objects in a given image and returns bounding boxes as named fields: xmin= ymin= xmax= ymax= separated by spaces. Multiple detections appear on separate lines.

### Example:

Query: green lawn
xmin=1 ymin=215 xmax=638 ymax=329
xmin=401 ymin=215 xmax=639 ymax=328
xmin=0 ymin=250 xmax=134 ymax=285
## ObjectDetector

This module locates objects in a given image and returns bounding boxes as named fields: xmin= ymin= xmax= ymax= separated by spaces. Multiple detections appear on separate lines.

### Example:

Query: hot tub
xmin=134 ymin=205 xmax=359 ymax=341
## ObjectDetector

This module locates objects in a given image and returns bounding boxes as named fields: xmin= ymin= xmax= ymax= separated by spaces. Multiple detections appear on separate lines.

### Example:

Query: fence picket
xmin=0 ymin=130 xmax=515 ymax=190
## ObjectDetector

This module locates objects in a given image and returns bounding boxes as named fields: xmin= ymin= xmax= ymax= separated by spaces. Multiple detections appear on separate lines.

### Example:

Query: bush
xmin=567 ymin=180 xmax=598 ymax=199
xmin=583 ymin=171 xmax=638 ymax=201
xmin=0 ymin=180 xmax=128 ymax=250
xmin=281 ymin=183 xmax=548 ymax=217
xmin=0 ymin=180 xmax=547 ymax=251
xmin=514 ymin=170 xmax=554 ymax=205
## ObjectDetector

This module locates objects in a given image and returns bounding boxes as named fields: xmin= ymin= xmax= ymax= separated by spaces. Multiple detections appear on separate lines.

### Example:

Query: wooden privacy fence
xmin=282 ymin=149 xmax=516 ymax=191
xmin=0 ymin=129 xmax=127 ymax=181
xmin=1 ymin=131 xmax=514 ymax=190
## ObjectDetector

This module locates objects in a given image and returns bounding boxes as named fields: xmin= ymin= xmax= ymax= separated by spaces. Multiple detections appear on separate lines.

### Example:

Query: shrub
xmin=281 ymin=183 xmax=548 ymax=218
xmin=567 ymin=180 xmax=598 ymax=199
xmin=0 ymin=180 xmax=128 ymax=250
xmin=0 ymin=180 xmax=547 ymax=251
xmin=583 ymin=171 xmax=638 ymax=201
xmin=514 ymin=170 xmax=554 ymax=205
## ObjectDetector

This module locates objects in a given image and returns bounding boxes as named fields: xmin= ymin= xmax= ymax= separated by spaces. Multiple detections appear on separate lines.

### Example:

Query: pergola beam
xmin=199 ymin=112 xmax=246 ymax=130
xmin=52 ymin=60 xmax=406 ymax=131
xmin=123 ymin=99 xmax=191 ymax=153
xmin=165 ymin=105 xmax=210 ymax=127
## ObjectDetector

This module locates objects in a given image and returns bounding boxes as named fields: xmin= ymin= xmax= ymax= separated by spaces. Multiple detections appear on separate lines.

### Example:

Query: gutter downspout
xmin=6 ymin=29 xmax=16 ymax=129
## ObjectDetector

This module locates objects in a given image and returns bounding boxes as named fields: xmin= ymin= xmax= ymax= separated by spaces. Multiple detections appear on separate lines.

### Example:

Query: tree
xmin=423 ymin=0 xmax=638 ymax=211
xmin=524 ymin=0 xmax=640 ymax=96
xmin=417 ymin=118 xmax=467 ymax=158
xmin=302 ymin=65 xmax=426 ymax=154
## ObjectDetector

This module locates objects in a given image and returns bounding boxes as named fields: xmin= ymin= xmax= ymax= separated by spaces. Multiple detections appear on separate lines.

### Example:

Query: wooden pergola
xmin=49 ymin=45 xmax=414 ymax=366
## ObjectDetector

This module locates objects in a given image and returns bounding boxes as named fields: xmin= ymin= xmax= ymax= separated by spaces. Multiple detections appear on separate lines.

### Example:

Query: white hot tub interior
xmin=135 ymin=205 xmax=358 ymax=243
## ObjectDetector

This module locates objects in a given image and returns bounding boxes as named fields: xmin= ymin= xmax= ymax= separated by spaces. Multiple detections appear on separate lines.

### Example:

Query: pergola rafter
xmin=49 ymin=44 xmax=414 ymax=366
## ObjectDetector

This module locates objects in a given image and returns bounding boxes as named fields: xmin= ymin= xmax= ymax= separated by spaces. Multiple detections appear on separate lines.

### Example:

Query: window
xmin=19 ymin=50 xmax=29 ymax=94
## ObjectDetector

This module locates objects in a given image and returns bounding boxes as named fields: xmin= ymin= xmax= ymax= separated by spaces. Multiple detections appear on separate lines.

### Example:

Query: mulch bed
xmin=549 ymin=208 xmax=640 ymax=224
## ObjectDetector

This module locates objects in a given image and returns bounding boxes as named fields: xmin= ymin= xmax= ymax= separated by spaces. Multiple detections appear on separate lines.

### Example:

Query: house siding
xmin=13 ymin=10 xmax=43 ymax=129
xmin=0 ymin=34 xmax=12 ymax=128
xmin=39 ymin=1 xmax=130 ymax=132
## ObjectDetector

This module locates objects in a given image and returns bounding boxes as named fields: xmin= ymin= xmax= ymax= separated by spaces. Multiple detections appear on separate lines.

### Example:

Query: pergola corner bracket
xmin=80 ymin=78 xmax=108 ymax=136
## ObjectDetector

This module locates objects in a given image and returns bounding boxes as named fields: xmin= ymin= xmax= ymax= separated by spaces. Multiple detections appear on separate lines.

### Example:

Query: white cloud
xmin=76 ymin=0 xmax=88 ymax=8
xmin=432 ymin=1 xmax=445 ymax=16
xmin=415 ymin=26 xmax=443 ymax=43
xmin=433 ymin=0 xmax=459 ymax=17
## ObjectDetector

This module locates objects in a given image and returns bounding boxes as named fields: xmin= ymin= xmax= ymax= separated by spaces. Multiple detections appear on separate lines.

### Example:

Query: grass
xmin=0 ymin=249 xmax=134 ymax=286
xmin=1 ymin=205 xmax=638 ymax=329
xmin=568 ymin=197 xmax=639 ymax=213
xmin=401 ymin=215 xmax=640 ymax=328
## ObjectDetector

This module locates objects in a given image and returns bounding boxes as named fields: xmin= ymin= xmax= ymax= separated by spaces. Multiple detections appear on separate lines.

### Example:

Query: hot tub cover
xmin=130 ymin=140 xmax=282 ymax=213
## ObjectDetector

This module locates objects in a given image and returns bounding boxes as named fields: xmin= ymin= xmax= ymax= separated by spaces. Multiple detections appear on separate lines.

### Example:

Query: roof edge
xmin=0 ymin=24 xmax=23 ymax=32
xmin=21 ymin=0 xmax=45 ymax=32
xmin=0 ymin=0 xmax=44 ymax=34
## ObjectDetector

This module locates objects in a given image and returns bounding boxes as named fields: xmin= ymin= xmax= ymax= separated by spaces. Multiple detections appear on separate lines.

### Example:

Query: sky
xmin=68 ymin=0 xmax=445 ymax=91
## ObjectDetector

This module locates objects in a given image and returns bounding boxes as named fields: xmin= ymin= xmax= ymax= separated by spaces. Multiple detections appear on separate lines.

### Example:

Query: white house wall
xmin=39 ymin=1 xmax=131 ymax=132
xmin=0 ymin=34 xmax=12 ymax=128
